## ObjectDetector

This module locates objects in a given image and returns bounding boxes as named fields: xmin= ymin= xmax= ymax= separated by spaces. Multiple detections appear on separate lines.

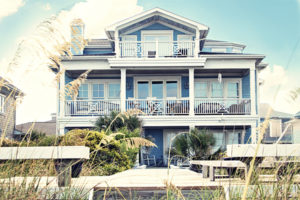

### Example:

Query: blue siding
xmin=244 ymin=127 xmax=252 ymax=144
xmin=242 ymin=72 xmax=250 ymax=98
xmin=181 ymin=76 xmax=189 ymax=97
xmin=145 ymin=129 xmax=164 ymax=162
xmin=65 ymin=74 xmax=74 ymax=100
xmin=127 ymin=23 xmax=186 ymax=41
xmin=126 ymin=77 xmax=134 ymax=99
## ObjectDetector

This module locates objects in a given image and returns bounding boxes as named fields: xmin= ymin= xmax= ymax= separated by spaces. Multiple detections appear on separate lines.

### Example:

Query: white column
xmin=59 ymin=69 xmax=65 ymax=118
xmin=194 ymin=29 xmax=200 ymax=58
xmin=250 ymin=68 xmax=256 ymax=116
xmin=115 ymin=30 xmax=120 ymax=58
xmin=120 ymin=69 xmax=126 ymax=112
xmin=189 ymin=68 xmax=195 ymax=116
xmin=189 ymin=124 xmax=195 ymax=132
xmin=251 ymin=123 xmax=257 ymax=144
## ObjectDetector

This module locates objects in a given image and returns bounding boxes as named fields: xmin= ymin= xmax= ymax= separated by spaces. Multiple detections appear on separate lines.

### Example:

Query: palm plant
xmin=171 ymin=128 xmax=215 ymax=160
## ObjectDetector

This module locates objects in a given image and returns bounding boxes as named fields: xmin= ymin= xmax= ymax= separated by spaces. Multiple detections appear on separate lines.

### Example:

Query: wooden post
xmin=203 ymin=165 xmax=209 ymax=178
xmin=55 ymin=160 xmax=73 ymax=187
xmin=189 ymin=68 xmax=195 ymax=116
xmin=209 ymin=166 xmax=215 ymax=181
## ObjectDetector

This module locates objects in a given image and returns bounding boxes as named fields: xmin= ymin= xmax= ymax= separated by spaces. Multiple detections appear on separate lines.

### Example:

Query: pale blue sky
xmin=0 ymin=0 xmax=299 ymax=123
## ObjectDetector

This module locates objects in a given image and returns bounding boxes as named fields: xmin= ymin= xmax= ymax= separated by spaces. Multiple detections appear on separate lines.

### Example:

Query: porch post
xmin=189 ymin=68 xmax=195 ymax=116
xmin=194 ymin=29 xmax=200 ymax=58
xmin=120 ymin=68 xmax=126 ymax=112
xmin=250 ymin=68 xmax=256 ymax=116
xmin=251 ymin=123 xmax=257 ymax=144
xmin=115 ymin=30 xmax=120 ymax=58
xmin=59 ymin=69 xmax=65 ymax=118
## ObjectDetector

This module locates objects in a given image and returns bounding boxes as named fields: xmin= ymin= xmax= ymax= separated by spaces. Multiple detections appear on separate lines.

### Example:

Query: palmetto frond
xmin=124 ymin=137 xmax=157 ymax=149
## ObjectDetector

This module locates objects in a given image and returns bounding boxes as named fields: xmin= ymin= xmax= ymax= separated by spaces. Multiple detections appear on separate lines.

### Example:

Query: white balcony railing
xmin=65 ymin=100 xmax=121 ymax=116
xmin=119 ymin=40 xmax=195 ymax=58
xmin=64 ymin=98 xmax=251 ymax=116
xmin=194 ymin=98 xmax=251 ymax=115
xmin=126 ymin=98 xmax=190 ymax=115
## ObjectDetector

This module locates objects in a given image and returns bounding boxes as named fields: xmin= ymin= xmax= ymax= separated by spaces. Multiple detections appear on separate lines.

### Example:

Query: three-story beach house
xmin=57 ymin=8 xmax=267 ymax=165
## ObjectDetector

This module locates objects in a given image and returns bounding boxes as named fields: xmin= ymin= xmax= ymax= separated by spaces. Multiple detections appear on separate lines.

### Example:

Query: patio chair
xmin=143 ymin=153 xmax=156 ymax=166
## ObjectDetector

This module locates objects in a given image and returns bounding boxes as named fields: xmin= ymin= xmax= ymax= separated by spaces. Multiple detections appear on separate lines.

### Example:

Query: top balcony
xmin=119 ymin=40 xmax=195 ymax=58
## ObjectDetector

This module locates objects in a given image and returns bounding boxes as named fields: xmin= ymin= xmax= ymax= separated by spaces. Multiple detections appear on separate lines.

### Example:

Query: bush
xmin=62 ymin=129 xmax=132 ymax=175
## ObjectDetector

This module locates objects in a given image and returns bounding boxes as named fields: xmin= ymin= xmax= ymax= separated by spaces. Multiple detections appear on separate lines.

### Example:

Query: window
xmin=211 ymin=82 xmax=223 ymax=98
xmin=152 ymin=81 xmax=163 ymax=99
xmin=227 ymin=132 xmax=239 ymax=145
xmin=137 ymin=81 xmax=149 ymax=99
xmin=92 ymin=84 xmax=104 ymax=99
xmin=195 ymin=82 xmax=208 ymax=98
xmin=269 ymin=119 xmax=282 ymax=137
xmin=77 ymin=84 xmax=88 ymax=100
xmin=227 ymin=82 xmax=239 ymax=98
xmin=166 ymin=81 xmax=178 ymax=97
xmin=108 ymin=83 xmax=120 ymax=99
xmin=213 ymin=133 xmax=225 ymax=152
xmin=202 ymin=47 xmax=212 ymax=52
xmin=0 ymin=95 xmax=5 ymax=113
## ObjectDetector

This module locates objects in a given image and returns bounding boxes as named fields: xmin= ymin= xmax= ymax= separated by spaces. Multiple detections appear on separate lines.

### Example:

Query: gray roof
xmin=16 ymin=117 xmax=56 ymax=136
xmin=260 ymin=103 xmax=293 ymax=119
xmin=0 ymin=76 xmax=23 ymax=96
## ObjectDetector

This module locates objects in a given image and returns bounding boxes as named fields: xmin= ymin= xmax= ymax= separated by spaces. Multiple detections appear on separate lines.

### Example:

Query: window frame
xmin=76 ymin=79 xmax=121 ymax=100
xmin=194 ymin=78 xmax=242 ymax=99
xmin=134 ymin=76 xmax=181 ymax=99
xmin=0 ymin=94 xmax=5 ymax=114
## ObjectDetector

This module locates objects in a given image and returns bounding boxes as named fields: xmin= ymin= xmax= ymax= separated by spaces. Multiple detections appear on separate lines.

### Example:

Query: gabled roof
xmin=105 ymin=7 xmax=209 ymax=39
xmin=203 ymin=39 xmax=246 ymax=49
xmin=0 ymin=76 xmax=23 ymax=96
xmin=260 ymin=103 xmax=293 ymax=119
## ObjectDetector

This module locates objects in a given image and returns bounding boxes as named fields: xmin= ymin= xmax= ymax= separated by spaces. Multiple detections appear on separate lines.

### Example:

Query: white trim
xmin=177 ymin=34 xmax=193 ymax=41
xmin=134 ymin=76 xmax=181 ymax=98
xmin=105 ymin=8 xmax=209 ymax=32
xmin=141 ymin=30 xmax=173 ymax=41
xmin=194 ymin=78 xmax=242 ymax=99
xmin=81 ymin=79 xmax=121 ymax=100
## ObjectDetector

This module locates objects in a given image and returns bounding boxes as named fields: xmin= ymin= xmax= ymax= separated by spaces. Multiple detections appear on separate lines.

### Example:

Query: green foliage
xmin=63 ymin=129 xmax=131 ymax=175
xmin=171 ymin=128 xmax=215 ymax=160
xmin=94 ymin=111 xmax=141 ymax=132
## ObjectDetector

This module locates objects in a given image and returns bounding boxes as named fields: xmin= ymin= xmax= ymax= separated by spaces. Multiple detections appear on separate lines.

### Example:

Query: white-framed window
xmin=269 ymin=119 xmax=282 ymax=137
xmin=0 ymin=94 xmax=5 ymax=113
xmin=212 ymin=132 xmax=225 ymax=152
xmin=141 ymin=30 xmax=173 ymax=57
xmin=135 ymin=76 xmax=180 ymax=99
xmin=77 ymin=80 xmax=121 ymax=100
xmin=194 ymin=79 xmax=241 ymax=99
xmin=121 ymin=35 xmax=137 ymax=57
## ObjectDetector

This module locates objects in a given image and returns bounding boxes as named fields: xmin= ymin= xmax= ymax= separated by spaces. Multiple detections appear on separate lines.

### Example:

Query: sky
xmin=0 ymin=0 xmax=299 ymax=124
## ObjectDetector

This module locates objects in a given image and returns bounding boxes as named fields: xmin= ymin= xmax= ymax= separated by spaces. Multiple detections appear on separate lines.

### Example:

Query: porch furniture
xmin=228 ymin=100 xmax=249 ymax=114
xmin=196 ymin=102 xmax=221 ymax=114
xmin=0 ymin=146 xmax=90 ymax=187
xmin=143 ymin=154 xmax=156 ymax=166
xmin=190 ymin=160 xmax=247 ymax=181
xmin=146 ymin=97 xmax=163 ymax=115
xmin=166 ymin=98 xmax=189 ymax=115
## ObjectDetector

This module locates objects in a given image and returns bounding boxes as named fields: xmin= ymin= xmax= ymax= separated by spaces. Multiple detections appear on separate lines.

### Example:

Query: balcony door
xmin=142 ymin=30 xmax=173 ymax=57
xmin=136 ymin=79 xmax=179 ymax=99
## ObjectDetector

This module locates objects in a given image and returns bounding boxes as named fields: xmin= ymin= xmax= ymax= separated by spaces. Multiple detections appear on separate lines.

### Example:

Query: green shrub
xmin=63 ymin=129 xmax=131 ymax=175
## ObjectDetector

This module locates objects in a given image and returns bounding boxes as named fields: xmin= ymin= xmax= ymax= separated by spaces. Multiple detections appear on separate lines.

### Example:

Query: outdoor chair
xmin=143 ymin=153 xmax=156 ymax=166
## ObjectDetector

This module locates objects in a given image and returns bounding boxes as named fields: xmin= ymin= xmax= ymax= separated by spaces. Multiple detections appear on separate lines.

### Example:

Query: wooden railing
xmin=126 ymin=98 xmax=190 ymax=115
xmin=194 ymin=98 xmax=251 ymax=115
xmin=65 ymin=100 xmax=121 ymax=116
xmin=119 ymin=40 xmax=195 ymax=58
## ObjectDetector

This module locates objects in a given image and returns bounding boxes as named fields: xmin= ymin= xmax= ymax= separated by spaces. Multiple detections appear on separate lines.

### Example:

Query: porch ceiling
xmin=66 ymin=68 xmax=248 ymax=78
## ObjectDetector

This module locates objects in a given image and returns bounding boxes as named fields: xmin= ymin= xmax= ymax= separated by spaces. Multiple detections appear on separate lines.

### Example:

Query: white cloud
xmin=1 ymin=0 xmax=143 ymax=124
xmin=260 ymin=65 xmax=300 ymax=114
xmin=43 ymin=3 xmax=51 ymax=11
xmin=0 ymin=0 xmax=24 ymax=21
